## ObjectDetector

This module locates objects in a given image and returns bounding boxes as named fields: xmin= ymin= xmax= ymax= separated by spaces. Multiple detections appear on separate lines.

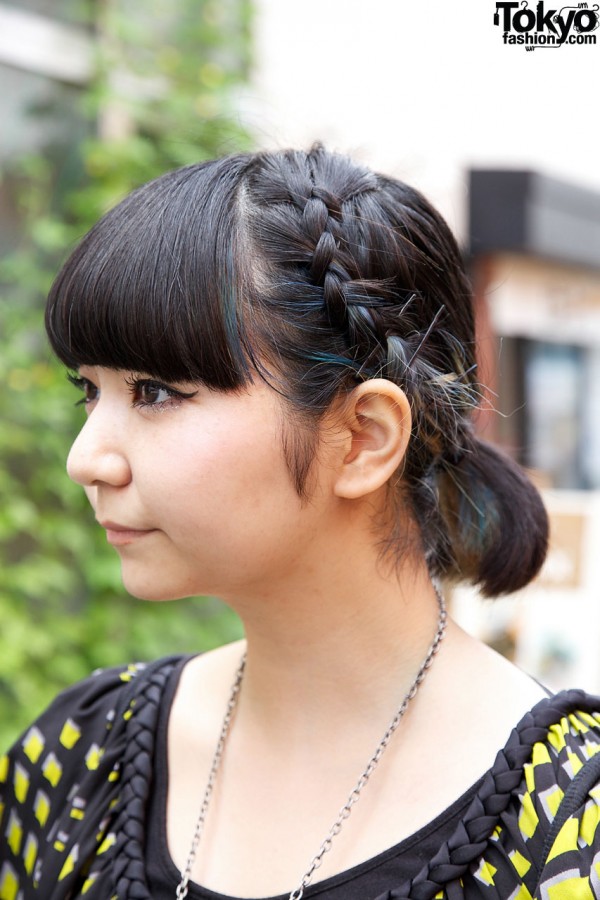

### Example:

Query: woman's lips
xmin=99 ymin=521 xmax=156 ymax=546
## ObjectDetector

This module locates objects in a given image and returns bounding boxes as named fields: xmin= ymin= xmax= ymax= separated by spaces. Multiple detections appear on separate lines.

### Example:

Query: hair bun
xmin=434 ymin=438 xmax=549 ymax=597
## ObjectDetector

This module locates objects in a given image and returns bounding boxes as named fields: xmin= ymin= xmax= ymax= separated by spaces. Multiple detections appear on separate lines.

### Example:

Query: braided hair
xmin=46 ymin=145 xmax=548 ymax=597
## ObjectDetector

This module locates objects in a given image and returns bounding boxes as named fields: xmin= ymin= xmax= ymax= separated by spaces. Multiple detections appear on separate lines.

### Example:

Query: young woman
xmin=1 ymin=145 xmax=599 ymax=900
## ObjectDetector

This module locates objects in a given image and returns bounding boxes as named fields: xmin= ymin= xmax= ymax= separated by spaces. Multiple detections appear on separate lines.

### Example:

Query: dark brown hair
xmin=45 ymin=145 xmax=548 ymax=596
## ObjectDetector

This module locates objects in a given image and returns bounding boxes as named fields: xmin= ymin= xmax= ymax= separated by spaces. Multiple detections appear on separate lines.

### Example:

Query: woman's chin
xmin=120 ymin=570 xmax=193 ymax=603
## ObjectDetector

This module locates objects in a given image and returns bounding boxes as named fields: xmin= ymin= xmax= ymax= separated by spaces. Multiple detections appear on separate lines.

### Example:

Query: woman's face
xmin=67 ymin=366 xmax=329 ymax=602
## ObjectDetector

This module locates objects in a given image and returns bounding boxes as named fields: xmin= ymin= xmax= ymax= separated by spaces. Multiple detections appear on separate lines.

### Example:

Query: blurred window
xmin=3 ymin=0 xmax=92 ymax=27
xmin=581 ymin=347 xmax=600 ymax=489
xmin=524 ymin=342 xmax=583 ymax=488
xmin=0 ymin=5 xmax=90 ymax=254
xmin=518 ymin=340 xmax=600 ymax=490
xmin=0 ymin=64 xmax=84 ymax=163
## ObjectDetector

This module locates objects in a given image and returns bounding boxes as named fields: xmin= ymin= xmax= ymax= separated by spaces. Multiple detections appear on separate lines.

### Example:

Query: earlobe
xmin=333 ymin=380 xmax=412 ymax=500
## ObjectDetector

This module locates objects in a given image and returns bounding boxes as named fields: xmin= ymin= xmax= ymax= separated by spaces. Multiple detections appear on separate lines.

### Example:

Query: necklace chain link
xmin=175 ymin=588 xmax=447 ymax=900
xmin=175 ymin=658 xmax=245 ymax=900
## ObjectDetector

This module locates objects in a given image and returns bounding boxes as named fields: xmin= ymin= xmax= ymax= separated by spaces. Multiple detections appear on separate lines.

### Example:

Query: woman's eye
xmin=67 ymin=373 xmax=197 ymax=411
xmin=67 ymin=373 xmax=99 ymax=406
xmin=135 ymin=382 xmax=173 ymax=405
xmin=128 ymin=378 xmax=198 ymax=410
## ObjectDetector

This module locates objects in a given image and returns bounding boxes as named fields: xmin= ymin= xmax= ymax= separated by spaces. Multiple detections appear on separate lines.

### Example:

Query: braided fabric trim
xmin=375 ymin=689 xmax=600 ymax=900
xmin=109 ymin=657 xmax=180 ymax=899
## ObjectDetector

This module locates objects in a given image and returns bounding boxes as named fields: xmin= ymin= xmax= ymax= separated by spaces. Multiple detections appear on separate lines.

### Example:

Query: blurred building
xmin=0 ymin=2 xmax=92 ymax=251
xmin=469 ymin=169 xmax=600 ymax=490
xmin=456 ymin=170 xmax=600 ymax=692
xmin=2 ymin=0 xmax=600 ymax=690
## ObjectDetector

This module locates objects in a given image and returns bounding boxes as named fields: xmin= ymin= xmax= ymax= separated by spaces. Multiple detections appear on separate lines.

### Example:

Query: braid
xmin=251 ymin=151 xmax=472 ymax=450
xmin=303 ymin=164 xmax=384 ymax=365
xmin=242 ymin=145 xmax=548 ymax=595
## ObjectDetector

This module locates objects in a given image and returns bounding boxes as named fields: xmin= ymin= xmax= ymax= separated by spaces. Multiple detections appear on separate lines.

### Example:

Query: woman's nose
xmin=66 ymin=412 xmax=132 ymax=488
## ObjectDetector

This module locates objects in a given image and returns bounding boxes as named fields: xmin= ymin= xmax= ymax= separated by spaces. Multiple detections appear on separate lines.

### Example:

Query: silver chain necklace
xmin=175 ymin=588 xmax=447 ymax=900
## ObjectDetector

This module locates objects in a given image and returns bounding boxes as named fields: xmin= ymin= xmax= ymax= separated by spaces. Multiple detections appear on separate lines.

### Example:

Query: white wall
xmin=247 ymin=0 xmax=600 ymax=239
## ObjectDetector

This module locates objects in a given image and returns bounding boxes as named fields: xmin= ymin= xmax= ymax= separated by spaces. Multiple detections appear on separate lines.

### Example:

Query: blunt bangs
xmin=45 ymin=156 xmax=256 ymax=388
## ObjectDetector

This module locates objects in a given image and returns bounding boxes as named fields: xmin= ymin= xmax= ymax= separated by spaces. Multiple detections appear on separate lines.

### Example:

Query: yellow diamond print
xmin=13 ymin=762 xmax=30 ymax=804
xmin=0 ymin=861 xmax=19 ymax=900
xmin=97 ymin=832 xmax=116 ymax=855
xmin=510 ymin=887 xmax=532 ymax=900
xmin=59 ymin=718 xmax=82 ymax=750
xmin=547 ymin=721 xmax=568 ymax=753
xmin=524 ymin=762 xmax=535 ymax=795
xmin=509 ymin=848 xmax=531 ymax=878
xmin=33 ymin=790 xmax=50 ymax=827
xmin=547 ymin=875 xmax=595 ymax=899
xmin=0 ymin=754 xmax=9 ymax=784
xmin=42 ymin=753 xmax=63 ymax=788
xmin=70 ymin=796 xmax=86 ymax=821
xmin=539 ymin=785 xmax=564 ymax=820
xmin=59 ymin=844 xmax=79 ymax=881
xmin=567 ymin=750 xmax=584 ymax=777
xmin=518 ymin=791 xmax=539 ymax=840
xmin=7 ymin=809 xmax=23 ymax=856
xmin=547 ymin=817 xmax=579 ymax=863
xmin=474 ymin=859 xmax=497 ymax=886
xmin=82 ymin=872 xmax=99 ymax=894
xmin=531 ymin=741 xmax=552 ymax=769
xmin=568 ymin=713 xmax=589 ymax=734
xmin=579 ymin=711 xmax=599 ymax=730
xmin=85 ymin=743 xmax=103 ymax=771
xmin=23 ymin=833 xmax=39 ymax=876
xmin=581 ymin=800 xmax=600 ymax=846
xmin=53 ymin=830 xmax=68 ymax=853
xmin=22 ymin=727 xmax=45 ymax=764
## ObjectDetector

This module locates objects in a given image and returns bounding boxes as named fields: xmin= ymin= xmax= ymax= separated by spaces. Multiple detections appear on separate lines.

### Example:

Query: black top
xmin=2 ymin=655 xmax=600 ymax=899
xmin=144 ymin=657 xmax=483 ymax=899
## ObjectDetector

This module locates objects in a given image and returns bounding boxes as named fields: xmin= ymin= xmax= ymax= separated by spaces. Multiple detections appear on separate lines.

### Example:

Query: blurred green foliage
xmin=0 ymin=0 xmax=252 ymax=749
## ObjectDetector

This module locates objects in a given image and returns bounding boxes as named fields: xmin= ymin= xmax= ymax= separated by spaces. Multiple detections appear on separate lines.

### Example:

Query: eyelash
xmin=67 ymin=374 xmax=198 ymax=411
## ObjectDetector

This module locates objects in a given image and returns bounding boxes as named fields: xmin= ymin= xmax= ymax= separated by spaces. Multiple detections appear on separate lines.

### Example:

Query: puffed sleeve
xmin=496 ymin=703 xmax=600 ymax=898
xmin=380 ymin=692 xmax=600 ymax=900
xmin=0 ymin=663 xmax=144 ymax=899
xmin=531 ymin=710 xmax=600 ymax=896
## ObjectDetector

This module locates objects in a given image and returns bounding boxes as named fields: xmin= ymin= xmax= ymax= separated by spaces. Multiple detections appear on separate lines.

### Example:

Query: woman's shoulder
xmin=1 ymin=662 xmax=137 ymax=780
xmin=2 ymin=656 xmax=181 ymax=761
xmin=397 ymin=688 xmax=600 ymax=899
xmin=501 ymin=689 xmax=600 ymax=886
xmin=496 ymin=687 xmax=600 ymax=817
xmin=0 ymin=655 xmax=185 ymax=898
xmin=3 ymin=654 xmax=189 ymax=769
xmin=472 ymin=687 xmax=600 ymax=824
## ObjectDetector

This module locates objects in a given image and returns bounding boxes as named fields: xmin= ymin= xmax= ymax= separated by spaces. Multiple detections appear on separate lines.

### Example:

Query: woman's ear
xmin=333 ymin=379 xmax=412 ymax=500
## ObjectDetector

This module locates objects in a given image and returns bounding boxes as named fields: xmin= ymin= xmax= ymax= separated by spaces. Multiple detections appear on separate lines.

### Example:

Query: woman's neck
xmin=224 ymin=550 xmax=443 ymax=741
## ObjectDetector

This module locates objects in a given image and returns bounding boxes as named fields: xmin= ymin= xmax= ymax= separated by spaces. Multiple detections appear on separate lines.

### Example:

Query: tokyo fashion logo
xmin=494 ymin=1 xmax=599 ymax=49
